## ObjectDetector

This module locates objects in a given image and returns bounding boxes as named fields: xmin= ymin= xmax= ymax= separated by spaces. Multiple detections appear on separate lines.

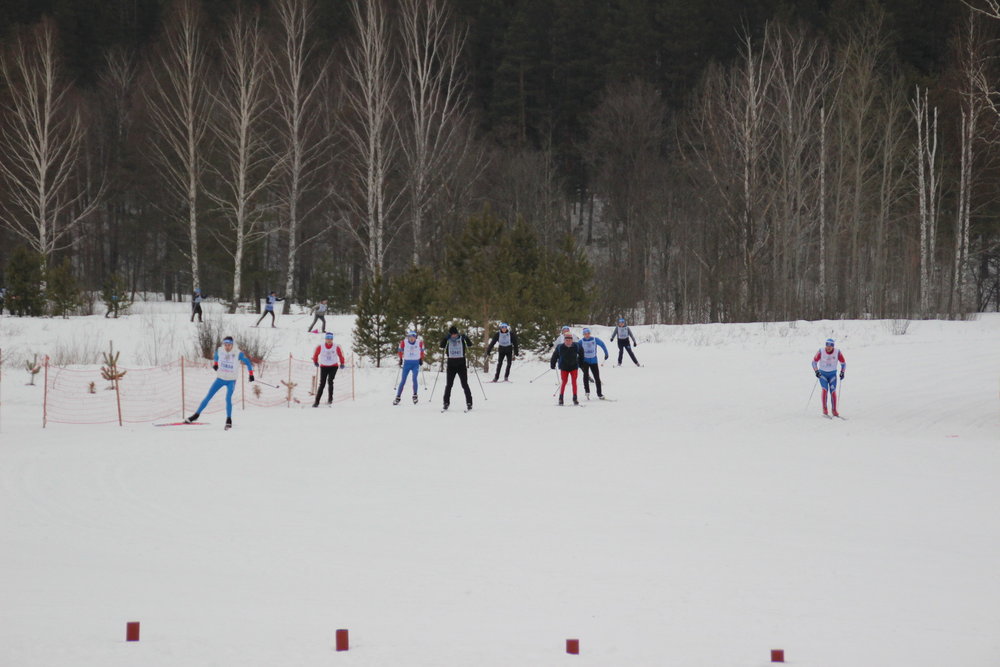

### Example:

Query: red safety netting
xmin=43 ymin=355 xmax=354 ymax=426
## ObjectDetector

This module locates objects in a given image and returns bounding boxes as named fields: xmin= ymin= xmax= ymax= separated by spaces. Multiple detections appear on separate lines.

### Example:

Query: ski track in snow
xmin=1 ymin=307 xmax=999 ymax=666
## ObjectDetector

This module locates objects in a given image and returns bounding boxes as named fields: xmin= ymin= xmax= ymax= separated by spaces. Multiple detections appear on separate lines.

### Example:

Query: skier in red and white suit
xmin=811 ymin=338 xmax=846 ymax=417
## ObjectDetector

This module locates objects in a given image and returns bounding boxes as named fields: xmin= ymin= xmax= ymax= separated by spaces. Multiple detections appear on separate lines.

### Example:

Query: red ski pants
xmin=559 ymin=369 xmax=579 ymax=397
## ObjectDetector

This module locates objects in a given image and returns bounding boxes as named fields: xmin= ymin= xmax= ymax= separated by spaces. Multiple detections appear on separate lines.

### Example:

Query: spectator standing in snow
xmin=550 ymin=331 xmax=585 ymax=405
xmin=191 ymin=288 xmax=204 ymax=323
xmin=186 ymin=336 xmax=254 ymax=429
xmin=312 ymin=332 xmax=345 ymax=407
xmin=307 ymin=298 xmax=329 ymax=332
xmin=812 ymin=338 xmax=846 ymax=417
xmin=440 ymin=325 xmax=474 ymax=411
xmin=611 ymin=317 xmax=640 ymax=366
xmin=579 ymin=327 xmax=609 ymax=399
xmin=254 ymin=291 xmax=284 ymax=327
xmin=394 ymin=330 xmax=425 ymax=405
xmin=486 ymin=322 xmax=519 ymax=382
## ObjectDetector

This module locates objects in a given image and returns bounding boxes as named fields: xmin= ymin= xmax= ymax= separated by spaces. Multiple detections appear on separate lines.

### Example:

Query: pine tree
xmin=6 ymin=246 xmax=45 ymax=317
xmin=352 ymin=273 xmax=402 ymax=368
xmin=100 ymin=273 xmax=131 ymax=318
xmin=46 ymin=259 xmax=81 ymax=318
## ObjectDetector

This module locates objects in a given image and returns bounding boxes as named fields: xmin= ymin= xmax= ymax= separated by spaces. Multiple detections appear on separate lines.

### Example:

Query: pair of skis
xmin=154 ymin=421 xmax=232 ymax=430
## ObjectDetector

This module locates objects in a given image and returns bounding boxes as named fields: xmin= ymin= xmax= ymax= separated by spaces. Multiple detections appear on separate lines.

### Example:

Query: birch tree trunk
xmin=398 ymin=0 xmax=470 ymax=266
xmin=0 ymin=18 xmax=101 ymax=268
xmin=341 ymin=0 xmax=401 ymax=282
xmin=272 ymin=0 xmax=329 ymax=312
xmin=143 ymin=0 xmax=210 ymax=291
xmin=209 ymin=6 xmax=280 ymax=312
xmin=911 ymin=87 xmax=940 ymax=315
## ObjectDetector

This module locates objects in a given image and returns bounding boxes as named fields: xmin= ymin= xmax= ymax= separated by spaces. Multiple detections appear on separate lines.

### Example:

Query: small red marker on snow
xmin=335 ymin=629 xmax=349 ymax=651
xmin=771 ymin=648 xmax=785 ymax=662
xmin=126 ymin=622 xmax=140 ymax=642
xmin=566 ymin=638 xmax=580 ymax=654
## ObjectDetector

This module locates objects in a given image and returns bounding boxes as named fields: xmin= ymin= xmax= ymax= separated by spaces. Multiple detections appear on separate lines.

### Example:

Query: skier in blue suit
xmin=186 ymin=336 xmax=254 ymax=429
xmin=579 ymin=327 xmax=609 ymax=399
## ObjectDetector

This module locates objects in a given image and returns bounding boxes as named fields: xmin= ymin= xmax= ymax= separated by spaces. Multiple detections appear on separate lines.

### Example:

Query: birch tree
xmin=0 ymin=18 xmax=101 ymax=267
xmin=272 ymin=0 xmax=330 ymax=311
xmin=341 ymin=0 xmax=402 ymax=280
xmin=397 ymin=0 xmax=471 ymax=265
xmin=209 ymin=6 xmax=280 ymax=312
xmin=911 ymin=86 xmax=941 ymax=315
xmin=950 ymin=11 xmax=988 ymax=314
xmin=143 ymin=0 xmax=211 ymax=291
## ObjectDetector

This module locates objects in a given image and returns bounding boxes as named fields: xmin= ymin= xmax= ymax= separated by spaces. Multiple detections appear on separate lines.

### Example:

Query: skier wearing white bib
xmin=811 ymin=338 xmax=846 ymax=417
xmin=579 ymin=327 xmax=609 ymax=399
xmin=486 ymin=322 xmax=519 ymax=382
xmin=312 ymin=332 xmax=345 ymax=406
xmin=186 ymin=336 xmax=254 ymax=429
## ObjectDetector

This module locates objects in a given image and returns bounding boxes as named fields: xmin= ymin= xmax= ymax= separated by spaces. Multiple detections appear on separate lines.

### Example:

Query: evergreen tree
xmin=352 ymin=273 xmax=402 ymax=368
xmin=442 ymin=207 xmax=594 ymax=355
xmin=389 ymin=263 xmax=445 ymax=363
xmin=6 ymin=246 xmax=45 ymax=316
xmin=46 ymin=259 xmax=81 ymax=318
xmin=100 ymin=272 xmax=131 ymax=318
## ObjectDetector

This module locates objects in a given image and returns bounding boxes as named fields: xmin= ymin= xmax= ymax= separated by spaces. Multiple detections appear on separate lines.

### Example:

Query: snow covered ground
xmin=1 ymin=303 xmax=998 ymax=666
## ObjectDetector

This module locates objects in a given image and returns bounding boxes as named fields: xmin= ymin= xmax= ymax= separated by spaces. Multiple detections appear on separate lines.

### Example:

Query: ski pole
xmin=528 ymin=367 xmax=553 ymax=383
xmin=429 ymin=360 xmax=442 ymax=401
xmin=392 ymin=363 xmax=401 ymax=391
xmin=470 ymin=360 xmax=488 ymax=400
xmin=804 ymin=377 xmax=818 ymax=413
xmin=255 ymin=380 xmax=279 ymax=389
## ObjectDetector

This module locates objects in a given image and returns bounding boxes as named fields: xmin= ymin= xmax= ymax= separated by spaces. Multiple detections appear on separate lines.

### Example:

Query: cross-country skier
xmin=579 ymin=327 xmax=609 ymax=399
xmin=812 ymin=338 xmax=846 ymax=417
xmin=486 ymin=322 xmax=519 ymax=382
xmin=610 ymin=317 xmax=640 ymax=366
xmin=185 ymin=336 xmax=254 ymax=429
xmin=312 ymin=332 xmax=345 ymax=407
xmin=254 ymin=291 xmax=284 ymax=327
xmin=395 ymin=330 xmax=425 ymax=405
xmin=440 ymin=325 xmax=473 ymax=411
xmin=552 ymin=324 xmax=577 ymax=349
xmin=550 ymin=331 xmax=585 ymax=405
xmin=191 ymin=288 xmax=203 ymax=323
xmin=307 ymin=298 xmax=329 ymax=332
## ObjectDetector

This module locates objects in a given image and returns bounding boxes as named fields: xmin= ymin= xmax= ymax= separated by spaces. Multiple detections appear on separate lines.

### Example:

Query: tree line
xmin=1 ymin=0 xmax=999 ymax=325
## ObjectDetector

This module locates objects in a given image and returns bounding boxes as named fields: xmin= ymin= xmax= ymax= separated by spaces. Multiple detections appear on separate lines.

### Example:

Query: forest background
xmin=1 ymin=0 xmax=999 ymax=339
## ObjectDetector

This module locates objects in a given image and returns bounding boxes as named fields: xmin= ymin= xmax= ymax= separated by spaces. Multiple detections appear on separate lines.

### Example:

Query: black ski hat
xmin=449 ymin=325 xmax=459 ymax=335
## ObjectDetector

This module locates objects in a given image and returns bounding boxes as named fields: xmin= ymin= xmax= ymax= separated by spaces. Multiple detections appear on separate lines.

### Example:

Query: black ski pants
xmin=315 ymin=365 xmax=339 ymax=404
xmin=493 ymin=346 xmax=514 ymax=380
xmin=191 ymin=303 xmax=202 ymax=322
xmin=616 ymin=338 xmax=639 ymax=366
xmin=582 ymin=360 xmax=603 ymax=396
xmin=307 ymin=314 xmax=326 ymax=332
xmin=256 ymin=310 xmax=276 ymax=326
xmin=444 ymin=359 xmax=473 ymax=406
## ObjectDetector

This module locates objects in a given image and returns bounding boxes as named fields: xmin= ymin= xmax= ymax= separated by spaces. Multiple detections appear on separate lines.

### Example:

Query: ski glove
xmin=314 ymin=361 xmax=319 ymax=367
xmin=814 ymin=369 xmax=821 ymax=378
xmin=213 ymin=363 xmax=219 ymax=371
xmin=248 ymin=374 xmax=255 ymax=383
xmin=839 ymin=371 xmax=845 ymax=380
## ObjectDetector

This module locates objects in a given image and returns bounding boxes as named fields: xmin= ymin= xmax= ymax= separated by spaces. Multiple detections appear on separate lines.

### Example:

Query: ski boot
xmin=185 ymin=412 xmax=200 ymax=424
xmin=572 ymin=395 xmax=579 ymax=405
xmin=224 ymin=417 xmax=232 ymax=431
xmin=442 ymin=402 xmax=449 ymax=411
xmin=412 ymin=394 xmax=418 ymax=404
xmin=393 ymin=396 xmax=401 ymax=406
xmin=558 ymin=395 xmax=564 ymax=406
xmin=466 ymin=402 xmax=473 ymax=411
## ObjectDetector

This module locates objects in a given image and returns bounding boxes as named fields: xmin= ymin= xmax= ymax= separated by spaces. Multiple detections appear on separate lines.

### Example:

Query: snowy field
xmin=1 ymin=302 xmax=998 ymax=666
